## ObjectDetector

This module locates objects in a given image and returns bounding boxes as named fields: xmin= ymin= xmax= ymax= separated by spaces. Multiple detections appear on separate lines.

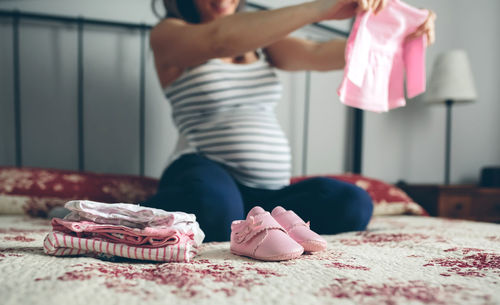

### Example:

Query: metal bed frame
xmin=0 ymin=3 xmax=364 ymax=177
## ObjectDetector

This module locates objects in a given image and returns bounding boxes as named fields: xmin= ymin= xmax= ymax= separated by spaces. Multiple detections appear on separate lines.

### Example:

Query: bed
xmin=1 ymin=6 xmax=499 ymax=305
xmin=0 ymin=167 xmax=499 ymax=305
xmin=1 ymin=213 xmax=499 ymax=305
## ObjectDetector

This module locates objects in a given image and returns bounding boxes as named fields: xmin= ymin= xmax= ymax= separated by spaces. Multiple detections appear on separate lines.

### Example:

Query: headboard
xmin=0 ymin=3 xmax=363 ymax=178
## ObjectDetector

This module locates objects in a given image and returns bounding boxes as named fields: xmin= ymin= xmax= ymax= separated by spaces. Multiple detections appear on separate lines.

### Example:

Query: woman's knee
xmin=336 ymin=183 xmax=373 ymax=230
xmin=307 ymin=177 xmax=373 ymax=232
xmin=158 ymin=155 xmax=242 ymax=211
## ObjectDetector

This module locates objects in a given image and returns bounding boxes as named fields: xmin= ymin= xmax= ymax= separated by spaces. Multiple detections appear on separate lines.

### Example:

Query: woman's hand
xmin=406 ymin=10 xmax=437 ymax=46
xmin=316 ymin=0 xmax=389 ymax=21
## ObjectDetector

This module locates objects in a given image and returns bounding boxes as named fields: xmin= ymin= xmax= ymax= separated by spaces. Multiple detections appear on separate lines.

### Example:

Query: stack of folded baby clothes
xmin=43 ymin=200 xmax=204 ymax=262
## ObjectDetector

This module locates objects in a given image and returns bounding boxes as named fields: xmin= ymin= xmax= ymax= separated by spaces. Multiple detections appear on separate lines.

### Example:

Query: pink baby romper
xmin=338 ymin=0 xmax=429 ymax=113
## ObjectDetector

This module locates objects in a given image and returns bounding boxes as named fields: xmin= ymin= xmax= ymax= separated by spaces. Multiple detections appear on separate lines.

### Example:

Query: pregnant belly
xmin=193 ymin=124 xmax=292 ymax=187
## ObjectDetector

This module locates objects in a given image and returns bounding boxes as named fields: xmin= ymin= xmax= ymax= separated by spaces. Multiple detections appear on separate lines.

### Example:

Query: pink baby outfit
xmin=51 ymin=218 xmax=188 ymax=248
xmin=338 ymin=0 xmax=428 ymax=113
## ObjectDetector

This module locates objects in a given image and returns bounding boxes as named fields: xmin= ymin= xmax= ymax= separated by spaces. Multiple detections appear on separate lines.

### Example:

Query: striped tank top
xmin=164 ymin=52 xmax=291 ymax=190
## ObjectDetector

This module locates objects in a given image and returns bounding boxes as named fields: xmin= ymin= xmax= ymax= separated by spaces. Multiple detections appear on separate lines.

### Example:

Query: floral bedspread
xmin=0 ymin=215 xmax=498 ymax=305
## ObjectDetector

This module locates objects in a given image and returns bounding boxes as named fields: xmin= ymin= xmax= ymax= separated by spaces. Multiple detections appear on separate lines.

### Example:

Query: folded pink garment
xmin=63 ymin=200 xmax=205 ymax=246
xmin=338 ymin=0 xmax=428 ymax=112
xmin=51 ymin=218 xmax=191 ymax=248
xmin=43 ymin=231 xmax=197 ymax=262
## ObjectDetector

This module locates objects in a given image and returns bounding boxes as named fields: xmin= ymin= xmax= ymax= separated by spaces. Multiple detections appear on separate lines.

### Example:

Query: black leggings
xmin=142 ymin=154 xmax=373 ymax=242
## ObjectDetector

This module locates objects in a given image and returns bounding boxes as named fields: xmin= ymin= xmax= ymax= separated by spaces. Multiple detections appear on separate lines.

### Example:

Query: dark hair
xmin=152 ymin=0 xmax=246 ymax=24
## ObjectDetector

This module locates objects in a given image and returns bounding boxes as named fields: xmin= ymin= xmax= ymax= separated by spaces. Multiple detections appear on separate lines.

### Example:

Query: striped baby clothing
xmin=43 ymin=231 xmax=197 ymax=262
xmin=164 ymin=52 xmax=291 ymax=190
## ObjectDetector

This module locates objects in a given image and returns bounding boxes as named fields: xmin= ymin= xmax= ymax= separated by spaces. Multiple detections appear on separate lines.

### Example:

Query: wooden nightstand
xmin=397 ymin=184 xmax=500 ymax=223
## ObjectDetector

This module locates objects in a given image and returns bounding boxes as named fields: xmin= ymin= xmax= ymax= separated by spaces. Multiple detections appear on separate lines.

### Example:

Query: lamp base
xmin=444 ymin=99 xmax=454 ymax=185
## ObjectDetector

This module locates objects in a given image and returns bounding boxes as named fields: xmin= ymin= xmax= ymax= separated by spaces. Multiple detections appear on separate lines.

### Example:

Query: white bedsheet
xmin=1 ymin=215 xmax=499 ymax=305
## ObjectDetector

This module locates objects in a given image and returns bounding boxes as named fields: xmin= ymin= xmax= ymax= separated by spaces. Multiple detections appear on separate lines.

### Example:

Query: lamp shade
xmin=425 ymin=49 xmax=477 ymax=104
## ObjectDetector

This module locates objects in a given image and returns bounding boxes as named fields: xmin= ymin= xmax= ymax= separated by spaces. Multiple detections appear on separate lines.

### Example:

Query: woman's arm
xmin=264 ymin=37 xmax=347 ymax=71
xmin=151 ymin=3 xmax=314 ymax=69
xmin=150 ymin=0 xmax=373 ymax=69
xmin=265 ymin=6 xmax=436 ymax=72
xmin=259 ymin=0 xmax=388 ymax=72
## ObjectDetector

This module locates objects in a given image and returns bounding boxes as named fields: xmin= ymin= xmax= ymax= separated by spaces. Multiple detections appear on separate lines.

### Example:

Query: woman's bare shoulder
xmin=150 ymin=17 xmax=186 ymax=48
xmin=150 ymin=18 xmax=188 ymax=88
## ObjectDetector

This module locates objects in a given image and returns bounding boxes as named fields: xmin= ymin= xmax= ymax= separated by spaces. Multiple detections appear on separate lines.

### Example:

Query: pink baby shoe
xmin=271 ymin=206 xmax=327 ymax=252
xmin=230 ymin=206 xmax=304 ymax=261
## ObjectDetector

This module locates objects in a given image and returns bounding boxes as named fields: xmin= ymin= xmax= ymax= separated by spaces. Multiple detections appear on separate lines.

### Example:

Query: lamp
xmin=425 ymin=49 xmax=477 ymax=185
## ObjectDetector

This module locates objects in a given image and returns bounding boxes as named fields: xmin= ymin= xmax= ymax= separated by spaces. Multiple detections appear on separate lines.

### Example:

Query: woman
xmin=144 ymin=0 xmax=436 ymax=241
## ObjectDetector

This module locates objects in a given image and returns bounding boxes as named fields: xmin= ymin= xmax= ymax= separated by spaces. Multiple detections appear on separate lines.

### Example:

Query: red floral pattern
xmin=291 ymin=173 xmax=427 ymax=216
xmin=0 ymin=167 xmax=158 ymax=217
xmin=1 ymin=215 xmax=498 ymax=305
xmin=318 ymin=278 xmax=491 ymax=305
xmin=51 ymin=261 xmax=282 ymax=299
xmin=424 ymin=248 xmax=500 ymax=278
xmin=340 ymin=232 xmax=432 ymax=246
xmin=1 ymin=167 xmax=426 ymax=218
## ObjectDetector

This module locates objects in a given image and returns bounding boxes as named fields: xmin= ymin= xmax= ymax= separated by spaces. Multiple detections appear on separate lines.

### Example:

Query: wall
xmin=0 ymin=0 xmax=163 ymax=175
xmin=0 ymin=0 xmax=347 ymax=178
xmin=363 ymin=0 xmax=500 ymax=184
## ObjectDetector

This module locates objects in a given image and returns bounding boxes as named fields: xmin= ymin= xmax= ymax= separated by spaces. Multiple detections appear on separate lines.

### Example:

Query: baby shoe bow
xmin=233 ymin=216 xmax=264 ymax=244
